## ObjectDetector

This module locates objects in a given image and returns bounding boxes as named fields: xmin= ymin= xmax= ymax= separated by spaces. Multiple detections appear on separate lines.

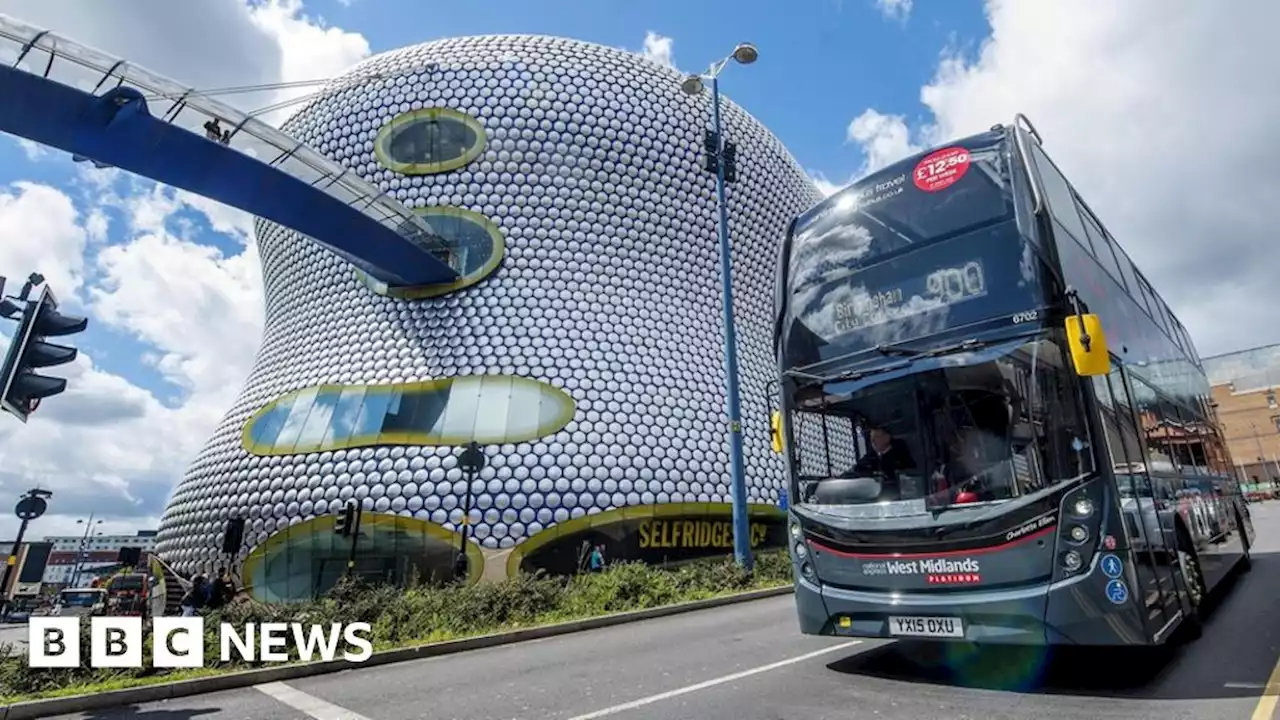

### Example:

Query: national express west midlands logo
xmin=27 ymin=617 xmax=372 ymax=668
xmin=859 ymin=557 xmax=982 ymax=585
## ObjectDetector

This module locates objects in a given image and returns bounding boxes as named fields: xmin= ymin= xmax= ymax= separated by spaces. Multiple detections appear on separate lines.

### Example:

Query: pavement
xmin=0 ymin=623 xmax=27 ymax=649
xmin=28 ymin=501 xmax=1280 ymax=720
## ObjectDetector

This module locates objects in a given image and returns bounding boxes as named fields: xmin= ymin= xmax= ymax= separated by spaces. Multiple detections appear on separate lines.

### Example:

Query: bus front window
xmin=788 ymin=333 xmax=1095 ymax=516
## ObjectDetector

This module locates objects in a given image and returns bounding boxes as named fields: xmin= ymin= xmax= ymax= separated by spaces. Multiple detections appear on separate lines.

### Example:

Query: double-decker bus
xmin=770 ymin=115 xmax=1255 ymax=647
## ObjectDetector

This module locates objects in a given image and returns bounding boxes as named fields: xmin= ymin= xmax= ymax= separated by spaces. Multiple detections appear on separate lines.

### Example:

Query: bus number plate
xmin=887 ymin=616 xmax=965 ymax=638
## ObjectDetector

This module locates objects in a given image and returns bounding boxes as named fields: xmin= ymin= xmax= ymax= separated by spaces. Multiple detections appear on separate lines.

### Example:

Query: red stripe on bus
xmin=808 ymin=524 xmax=1057 ymax=559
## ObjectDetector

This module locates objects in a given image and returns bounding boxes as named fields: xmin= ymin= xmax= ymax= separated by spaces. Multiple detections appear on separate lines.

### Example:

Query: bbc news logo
xmin=27 ymin=617 xmax=373 ymax=668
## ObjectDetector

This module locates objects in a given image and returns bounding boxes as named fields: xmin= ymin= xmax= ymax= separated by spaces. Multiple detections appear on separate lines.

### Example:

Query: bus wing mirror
xmin=770 ymin=410 xmax=784 ymax=454
xmin=1064 ymin=313 xmax=1111 ymax=376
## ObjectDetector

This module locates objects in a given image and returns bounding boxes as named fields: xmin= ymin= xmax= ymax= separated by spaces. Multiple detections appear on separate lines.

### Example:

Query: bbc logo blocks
xmin=27 ymin=617 xmax=372 ymax=668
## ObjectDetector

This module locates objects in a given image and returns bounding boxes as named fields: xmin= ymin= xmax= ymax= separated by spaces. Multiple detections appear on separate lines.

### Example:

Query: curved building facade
xmin=154 ymin=33 xmax=821 ymax=594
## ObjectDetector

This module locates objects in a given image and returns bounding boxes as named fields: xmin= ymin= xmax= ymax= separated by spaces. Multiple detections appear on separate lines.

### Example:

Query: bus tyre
xmin=1177 ymin=545 xmax=1206 ymax=622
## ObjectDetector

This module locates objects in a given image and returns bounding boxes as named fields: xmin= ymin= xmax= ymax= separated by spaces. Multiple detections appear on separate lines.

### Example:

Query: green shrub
xmin=0 ymin=550 xmax=791 ymax=703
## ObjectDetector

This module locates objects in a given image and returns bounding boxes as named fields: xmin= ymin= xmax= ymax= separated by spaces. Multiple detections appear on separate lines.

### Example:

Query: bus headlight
xmin=790 ymin=523 xmax=802 ymax=541
xmin=1063 ymin=550 xmax=1083 ymax=572
xmin=794 ymin=542 xmax=808 ymax=560
xmin=801 ymin=562 xmax=817 ymax=581
xmin=1073 ymin=498 xmax=1095 ymax=518
xmin=1069 ymin=525 xmax=1089 ymax=543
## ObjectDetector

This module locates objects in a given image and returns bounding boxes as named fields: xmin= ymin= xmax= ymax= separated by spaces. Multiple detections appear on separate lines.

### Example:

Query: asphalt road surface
xmin=0 ymin=622 xmax=27 ymax=649
xmin=34 ymin=501 xmax=1280 ymax=720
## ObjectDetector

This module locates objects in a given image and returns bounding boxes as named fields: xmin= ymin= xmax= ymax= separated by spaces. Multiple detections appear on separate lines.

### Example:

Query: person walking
xmin=180 ymin=574 xmax=207 ymax=617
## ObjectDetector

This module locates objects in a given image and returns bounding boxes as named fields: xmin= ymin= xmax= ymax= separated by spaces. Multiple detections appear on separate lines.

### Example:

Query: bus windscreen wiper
xmin=820 ymin=359 xmax=911 ymax=384
xmin=877 ymin=337 xmax=994 ymax=360
xmin=872 ymin=340 xmax=929 ymax=357
xmin=783 ymin=359 xmax=910 ymax=387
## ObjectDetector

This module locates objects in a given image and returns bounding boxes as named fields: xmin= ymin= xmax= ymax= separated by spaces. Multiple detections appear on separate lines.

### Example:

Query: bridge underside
xmin=0 ymin=14 xmax=457 ymax=288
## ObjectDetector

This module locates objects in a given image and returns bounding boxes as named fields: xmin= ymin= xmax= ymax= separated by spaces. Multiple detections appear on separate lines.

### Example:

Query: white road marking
xmin=564 ymin=640 xmax=863 ymax=720
xmin=255 ymin=681 xmax=373 ymax=720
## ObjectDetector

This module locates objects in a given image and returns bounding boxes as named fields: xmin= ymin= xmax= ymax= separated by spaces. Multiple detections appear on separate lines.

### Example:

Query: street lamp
xmin=680 ymin=41 xmax=758 ymax=571
xmin=69 ymin=515 xmax=102 ymax=587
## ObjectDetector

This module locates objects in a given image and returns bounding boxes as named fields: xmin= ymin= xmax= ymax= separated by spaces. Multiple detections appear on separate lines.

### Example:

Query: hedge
xmin=1 ymin=550 xmax=793 ymax=704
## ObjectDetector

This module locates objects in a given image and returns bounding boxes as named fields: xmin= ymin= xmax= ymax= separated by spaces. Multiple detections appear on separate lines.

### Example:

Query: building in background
xmin=41 ymin=530 xmax=157 ymax=587
xmin=1204 ymin=343 xmax=1280 ymax=485
xmin=1 ymin=540 xmax=53 ymax=603
xmin=155 ymin=33 xmax=820 ymax=600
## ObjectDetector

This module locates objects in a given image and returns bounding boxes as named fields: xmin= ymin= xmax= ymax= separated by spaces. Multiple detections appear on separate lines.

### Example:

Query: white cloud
xmin=809 ymin=171 xmax=850 ymax=198
xmin=641 ymin=31 xmax=676 ymax=69
xmin=15 ymin=139 xmax=47 ymax=162
xmin=0 ymin=0 xmax=370 ymax=540
xmin=875 ymin=0 xmax=913 ymax=22
xmin=0 ymin=182 xmax=90 ymax=305
xmin=846 ymin=0 xmax=1280 ymax=357
xmin=846 ymin=110 xmax=918 ymax=174
xmin=806 ymin=110 xmax=919 ymax=197
xmin=91 ymin=189 xmax=264 ymax=398
xmin=0 ymin=0 xmax=369 ymax=126
xmin=0 ymin=182 xmax=263 ymax=540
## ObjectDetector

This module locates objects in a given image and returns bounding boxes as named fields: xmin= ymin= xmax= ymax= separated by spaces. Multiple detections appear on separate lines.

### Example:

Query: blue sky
xmin=316 ymin=0 xmax=989 ymax=187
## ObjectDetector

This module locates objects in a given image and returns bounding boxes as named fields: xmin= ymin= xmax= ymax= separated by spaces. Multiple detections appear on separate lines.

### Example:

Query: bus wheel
xmin=1177 ymin=546 xmax=1206 ymax=616
xmin=1173 ymin=545 xmax=1205 ymax=643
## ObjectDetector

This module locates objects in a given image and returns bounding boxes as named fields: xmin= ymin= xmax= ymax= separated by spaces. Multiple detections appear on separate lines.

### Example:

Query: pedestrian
xmin=203 ymin=118 xmax=223 ymax=142
xmin=588 ymin=544 xmax=605 ymax=572
xmin=209 ymin=567 xmax=232 ymax=610
xmin=180 ymin=574 xmax=207 ymax=617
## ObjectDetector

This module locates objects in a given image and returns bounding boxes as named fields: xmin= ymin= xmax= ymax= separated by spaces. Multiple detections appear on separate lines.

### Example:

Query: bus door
xmin=1126 ymin=470 xmax=1187 ymax=641
xmin=1184 ymin=474 xmax=1235 ymax=590
xmin=1104 ymin=369 xmax=1185 ymax=641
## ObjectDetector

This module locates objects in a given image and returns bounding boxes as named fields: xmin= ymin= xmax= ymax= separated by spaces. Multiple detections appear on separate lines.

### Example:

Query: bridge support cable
xmin=0 ymin=13 xmax=458 ymax=288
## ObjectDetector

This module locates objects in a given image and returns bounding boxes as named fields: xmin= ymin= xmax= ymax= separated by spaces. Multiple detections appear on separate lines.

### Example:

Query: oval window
xmin=242 ymin=514 xmax=485 ymax=602
xmin=374 ymin=108 xmax=486 ymax=175
xmin=242 ymin=375 xmax=577 ymax=456
xmin=356 ymin=206 xmax=504 ymax=299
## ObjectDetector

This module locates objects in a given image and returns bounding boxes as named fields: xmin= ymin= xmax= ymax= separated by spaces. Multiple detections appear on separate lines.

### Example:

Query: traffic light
xmin=334 ymin=501 xmax=360 ymax=537
xmin=722 ymin=142 xmax=738 ymax=183
xmin=1 ymin=286 xmax=88 ymax=422
xmin=704 ymin=129 xmax=720 ymax=174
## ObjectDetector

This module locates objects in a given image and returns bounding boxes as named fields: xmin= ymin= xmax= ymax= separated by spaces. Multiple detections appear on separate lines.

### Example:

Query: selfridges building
xmin=154 ymin=34 xmax=822 ymax=600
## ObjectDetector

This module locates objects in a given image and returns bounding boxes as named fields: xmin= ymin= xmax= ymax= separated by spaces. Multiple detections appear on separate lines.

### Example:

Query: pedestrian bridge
xmin=0 ymin=13 xmax=458 ymax=288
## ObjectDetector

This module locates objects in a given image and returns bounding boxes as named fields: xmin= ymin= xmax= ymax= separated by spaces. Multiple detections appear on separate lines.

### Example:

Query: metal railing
xmin=0 ymin=13 xmax=444 ymax=256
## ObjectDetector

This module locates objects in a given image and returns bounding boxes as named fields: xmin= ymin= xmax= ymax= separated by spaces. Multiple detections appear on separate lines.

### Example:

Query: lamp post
xmin=680 ymin=42 xmax=758 ymax=571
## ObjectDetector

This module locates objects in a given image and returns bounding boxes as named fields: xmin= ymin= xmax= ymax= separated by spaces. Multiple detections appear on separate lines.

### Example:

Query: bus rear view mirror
xmin=1064 ymin=313 xmax=1111 ymax=376
xmin=770 ymin=410 xmax=784 ymax=453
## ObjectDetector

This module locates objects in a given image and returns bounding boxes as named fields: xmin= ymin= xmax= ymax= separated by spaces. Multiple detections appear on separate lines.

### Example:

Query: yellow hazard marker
xmin=1252 ymin=652 xmax=1280 ymax=720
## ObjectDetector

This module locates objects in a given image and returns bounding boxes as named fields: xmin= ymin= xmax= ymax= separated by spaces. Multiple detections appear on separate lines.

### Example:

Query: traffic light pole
xmin=347 ymin=502 xmax=362 ymax=573
xmin=455 ymin=442 xmax=486 ymax=582
xmin=707 ymin=76 xmax=752 ymax=572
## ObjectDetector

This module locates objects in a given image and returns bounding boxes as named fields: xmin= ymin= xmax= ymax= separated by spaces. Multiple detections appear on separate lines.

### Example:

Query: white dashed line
xmin=255 ymin=680 xmax=373 ymax=720
xmin=564 ymin=639 xmax=863 ymax=720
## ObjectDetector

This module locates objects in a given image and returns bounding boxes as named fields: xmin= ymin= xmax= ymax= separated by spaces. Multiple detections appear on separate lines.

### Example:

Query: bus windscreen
xmin=787 ymin=130 xmax=1014 ymax=299
xmin=781 ymin=130 xmax=1042 ymax=374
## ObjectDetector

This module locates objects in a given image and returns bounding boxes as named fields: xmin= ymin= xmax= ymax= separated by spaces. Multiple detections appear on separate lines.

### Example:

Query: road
xmin=0 ymin=623 xmax=26 ymax=649
xmin=32 ymin=501 xmax=1280 ymax=720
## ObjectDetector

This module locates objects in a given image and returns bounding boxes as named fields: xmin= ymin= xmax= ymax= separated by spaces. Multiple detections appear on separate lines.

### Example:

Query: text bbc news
xmin=26 ymin=617 xmax=373 ymax=668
